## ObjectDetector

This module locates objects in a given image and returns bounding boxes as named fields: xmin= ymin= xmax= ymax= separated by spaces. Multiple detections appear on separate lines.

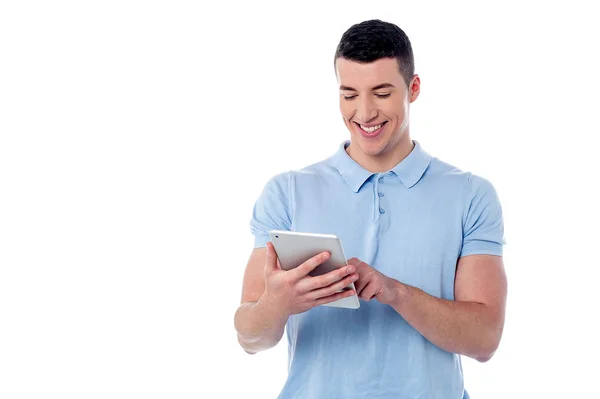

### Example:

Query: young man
xmin=234 ymin=19 xmax=506 ymax=399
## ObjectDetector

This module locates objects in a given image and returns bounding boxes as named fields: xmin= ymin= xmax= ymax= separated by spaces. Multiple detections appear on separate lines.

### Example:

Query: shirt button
xmin=379 ymin=208 xmax=385 ymax=214
xmin=378 ymin=177 xmax=384 ymax=183
xmin=378 ymin=192 xmax=384 ymax=197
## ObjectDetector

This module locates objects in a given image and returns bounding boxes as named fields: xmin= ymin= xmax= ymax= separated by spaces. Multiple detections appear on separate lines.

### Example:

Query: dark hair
xmin=334 ymin=19 xmax=415 ymax=87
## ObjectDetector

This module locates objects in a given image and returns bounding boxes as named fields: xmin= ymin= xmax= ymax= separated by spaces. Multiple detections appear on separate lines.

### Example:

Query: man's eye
xmin=375 ymin=93 xmax=391 ymax=98
xmin=343 ymin=95 xmax=357 ymax=100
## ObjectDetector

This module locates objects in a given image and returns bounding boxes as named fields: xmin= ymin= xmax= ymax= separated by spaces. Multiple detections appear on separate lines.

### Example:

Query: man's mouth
xmin=355 ymin=121 xmax=388 ymax=135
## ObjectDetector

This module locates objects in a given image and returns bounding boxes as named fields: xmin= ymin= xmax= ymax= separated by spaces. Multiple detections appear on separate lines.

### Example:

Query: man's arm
xmin=349 ymin=254 xmax=506 ymax=362
xmin=235 ymin=244 xmax=358 ymax=354
xmin=390 ymin=254 xmax=507 ymax=362
xmin=234 ymin=248 xmax=288 ymax=354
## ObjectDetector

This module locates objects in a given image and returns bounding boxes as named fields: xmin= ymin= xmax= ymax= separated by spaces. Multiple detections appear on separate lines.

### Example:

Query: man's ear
xmin=409 ymin=74 xmax=421 ymax=103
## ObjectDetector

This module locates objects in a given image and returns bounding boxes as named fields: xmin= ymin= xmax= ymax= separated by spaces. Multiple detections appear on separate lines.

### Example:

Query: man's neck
xmin=346 ymin=136 xmax=415 ymax=173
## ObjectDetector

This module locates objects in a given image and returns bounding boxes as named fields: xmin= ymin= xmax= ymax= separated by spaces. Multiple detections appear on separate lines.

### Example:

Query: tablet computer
xmin=268 ymin=230 xmax=360 ymax=309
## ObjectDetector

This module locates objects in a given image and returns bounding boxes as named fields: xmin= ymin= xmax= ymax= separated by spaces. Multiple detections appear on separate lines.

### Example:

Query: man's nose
xmin=356 ymin=97 xmax=377 ymax=122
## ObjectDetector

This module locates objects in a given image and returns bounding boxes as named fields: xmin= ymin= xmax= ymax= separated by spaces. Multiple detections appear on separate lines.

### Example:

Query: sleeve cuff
xmin=460 ymin=240 xmax=503 ymax=257
xmin=253 ymin=234 xmax=270 ymax=248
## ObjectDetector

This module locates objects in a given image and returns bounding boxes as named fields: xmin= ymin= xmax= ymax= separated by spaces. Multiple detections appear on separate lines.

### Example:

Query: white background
xmin=1 ymin=1 xmax=599 ymax=398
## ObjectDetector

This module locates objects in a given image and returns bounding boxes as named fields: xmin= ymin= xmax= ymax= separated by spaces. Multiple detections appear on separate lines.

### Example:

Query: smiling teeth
xmin=361 ymin=123 xmax=383 ymax=132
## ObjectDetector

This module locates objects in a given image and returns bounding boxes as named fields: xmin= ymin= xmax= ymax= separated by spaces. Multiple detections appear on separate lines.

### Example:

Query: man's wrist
xmin=257 ymin=292 xmax=289 ymax=326
xmin=390 ymin=279 xmax=410 ymax=310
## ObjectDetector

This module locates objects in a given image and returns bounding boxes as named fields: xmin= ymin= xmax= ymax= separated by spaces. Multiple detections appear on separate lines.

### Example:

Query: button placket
xmin=377 ymin=174 xmax=385 ymax=215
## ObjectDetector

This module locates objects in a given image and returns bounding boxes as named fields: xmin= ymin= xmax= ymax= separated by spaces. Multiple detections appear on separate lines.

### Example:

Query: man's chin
xmin=355 ymin=140 xmax=387 ymax=157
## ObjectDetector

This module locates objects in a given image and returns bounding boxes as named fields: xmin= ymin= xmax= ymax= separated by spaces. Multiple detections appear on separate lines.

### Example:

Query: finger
xmin=313 ymin=288 xmax=357 ymax=307
xmin=359 ymin=280 xmax=378 ymax=301
xmin=301 ymin=264 xmax=356 ymax=292
xmin=347 ymin=257 xmax=363 ymax=267
xmin=353 ymin=277 xmax=368 ymax=297
xmin=307 ymin=272 xmax=359 ymax=300
xmin=290 ymin=251 xmax=330 ymax=280
xmin=265 ymin=242 xmax=280 ymax=273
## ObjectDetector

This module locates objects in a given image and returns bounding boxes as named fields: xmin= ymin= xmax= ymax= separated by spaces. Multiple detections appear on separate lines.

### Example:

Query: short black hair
xmin=334 ymin=19 xmax=415 ymax=87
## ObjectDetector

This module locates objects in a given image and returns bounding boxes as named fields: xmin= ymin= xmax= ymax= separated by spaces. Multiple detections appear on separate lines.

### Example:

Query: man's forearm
xmin=391 ymin=282 xmax=503 ymax=362
xmin=234 ymin=295 xmax=289 ymax=354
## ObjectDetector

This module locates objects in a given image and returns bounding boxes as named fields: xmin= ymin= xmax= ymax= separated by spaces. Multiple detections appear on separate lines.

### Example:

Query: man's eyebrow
xmin=372 ymin=83 xmax=395 ymax=90
xmin=339 ymin=83 xmax=396 ymax=91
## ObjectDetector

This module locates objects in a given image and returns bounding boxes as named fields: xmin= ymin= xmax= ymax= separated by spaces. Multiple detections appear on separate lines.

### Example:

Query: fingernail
xmin=351 ymin=274 xmax=358 ymax=282
xmin=347 ymin=266 xmax=355 ymax=273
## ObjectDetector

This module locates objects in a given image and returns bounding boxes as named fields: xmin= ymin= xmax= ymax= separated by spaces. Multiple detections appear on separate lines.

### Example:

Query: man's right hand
xmin=261 ymin=241 xmax=359 ymax=317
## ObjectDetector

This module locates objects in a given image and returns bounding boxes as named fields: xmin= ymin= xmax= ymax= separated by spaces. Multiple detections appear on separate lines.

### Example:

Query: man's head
xmin=334 ymin=20 xmax=420 ymax=165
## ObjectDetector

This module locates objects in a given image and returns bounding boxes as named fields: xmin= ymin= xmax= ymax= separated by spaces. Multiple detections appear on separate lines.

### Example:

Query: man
xmin=234 ymin=19 xmax=506 ymax=399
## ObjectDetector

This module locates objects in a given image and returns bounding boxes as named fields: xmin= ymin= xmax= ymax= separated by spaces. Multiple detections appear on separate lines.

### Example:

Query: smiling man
xmin=234 ymin=19 xmax=507 ymax=399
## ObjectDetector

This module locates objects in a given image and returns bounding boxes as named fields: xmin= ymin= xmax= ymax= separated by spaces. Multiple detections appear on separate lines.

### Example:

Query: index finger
xmin=290 ymin=251 xmax=331 ymax=280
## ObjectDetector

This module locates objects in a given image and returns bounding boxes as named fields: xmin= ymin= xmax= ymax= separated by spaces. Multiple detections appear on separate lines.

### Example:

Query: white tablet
xmin=268 ymin=230 xmax=360 ymax=309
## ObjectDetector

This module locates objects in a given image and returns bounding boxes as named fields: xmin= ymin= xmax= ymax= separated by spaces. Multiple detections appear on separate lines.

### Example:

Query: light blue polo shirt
xmin=250 ymin=140 xmax=504 ymax=399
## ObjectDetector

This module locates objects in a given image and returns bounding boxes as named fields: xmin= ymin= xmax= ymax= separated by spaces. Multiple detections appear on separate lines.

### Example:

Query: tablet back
xmin=268 ymin=230 xmax=360 ymax=309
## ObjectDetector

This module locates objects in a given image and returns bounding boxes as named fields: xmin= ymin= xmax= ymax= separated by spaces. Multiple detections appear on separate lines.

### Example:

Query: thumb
xmin=265 ymin=242 xmax=280 ymax=272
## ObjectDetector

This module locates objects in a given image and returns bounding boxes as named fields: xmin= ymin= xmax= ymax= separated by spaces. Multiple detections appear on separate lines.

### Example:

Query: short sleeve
xmin=249 ymin=172 xmax=293 ymax=248
xmin=460 ymin=174 xmax=505 ymax=257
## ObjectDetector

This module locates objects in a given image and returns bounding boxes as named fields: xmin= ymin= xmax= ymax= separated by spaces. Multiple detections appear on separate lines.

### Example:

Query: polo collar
xmin=331 ymin=140 xmax=432 ymax=192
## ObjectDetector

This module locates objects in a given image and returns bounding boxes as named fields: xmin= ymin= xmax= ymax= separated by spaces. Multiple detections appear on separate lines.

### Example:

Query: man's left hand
xmin=346 ymin=258 xmax=399 ymax=305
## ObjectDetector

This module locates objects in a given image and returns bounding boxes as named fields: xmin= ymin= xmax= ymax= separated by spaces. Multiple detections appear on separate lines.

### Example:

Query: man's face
xmin=335 ymin=57 xmax=419 ymax=158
